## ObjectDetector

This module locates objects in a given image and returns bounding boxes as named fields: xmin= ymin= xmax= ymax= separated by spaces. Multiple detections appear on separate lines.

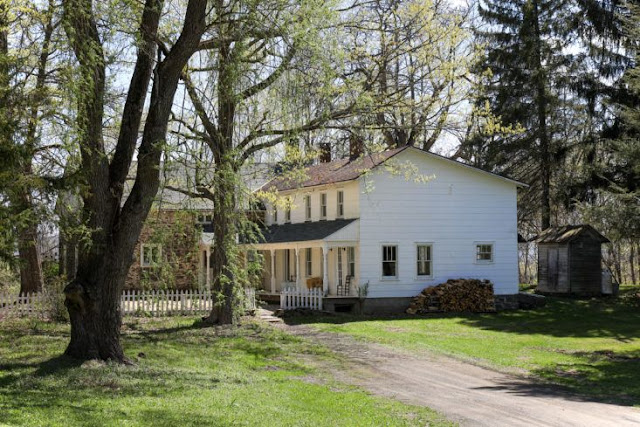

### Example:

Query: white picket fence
xmin=0 ymin=292 xmax=48 ymax=318
xmin=280 ymin=287 xmax=323 ymax=310
xmin=0 ymin=288 xmax=258 ymax=318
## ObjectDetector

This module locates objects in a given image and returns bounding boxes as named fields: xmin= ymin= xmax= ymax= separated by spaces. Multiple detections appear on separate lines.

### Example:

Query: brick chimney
xmin=349 ymin=135 xmax=364 ymax=161
xmin=319 ymin=143 xmax=331 ymax=163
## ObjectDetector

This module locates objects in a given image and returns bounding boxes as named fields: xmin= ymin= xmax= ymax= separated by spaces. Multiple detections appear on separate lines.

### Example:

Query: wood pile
xmin=406 ymin=279 xmax=496 ymax=314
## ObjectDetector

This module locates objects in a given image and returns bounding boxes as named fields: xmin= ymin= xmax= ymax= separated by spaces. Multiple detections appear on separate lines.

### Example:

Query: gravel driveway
xmin=263 ymin=311 xmax=640 ymax=426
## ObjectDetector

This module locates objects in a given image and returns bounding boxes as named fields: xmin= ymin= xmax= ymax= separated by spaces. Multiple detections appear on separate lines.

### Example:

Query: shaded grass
xmin=287 ymin=288 xmax=640 ymax=405
xmin=0 ymin=317 xmax=452 ymax=426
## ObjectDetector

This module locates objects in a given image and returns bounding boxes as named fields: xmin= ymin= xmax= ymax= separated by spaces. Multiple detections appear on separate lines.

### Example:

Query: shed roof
xmin=260 ymin=146 xmax=527 ymax=192
xmin=533 ymin=225 xmax=610 ymax=244
xmin=256 ymin=219 xmax=357 ymax=244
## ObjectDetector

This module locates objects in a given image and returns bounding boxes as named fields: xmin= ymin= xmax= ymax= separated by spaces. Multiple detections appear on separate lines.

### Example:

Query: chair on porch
xmin=337 ymin=275 xmax=352 ymax=296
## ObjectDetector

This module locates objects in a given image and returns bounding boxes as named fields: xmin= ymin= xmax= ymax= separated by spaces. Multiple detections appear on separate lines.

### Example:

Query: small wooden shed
xmin=534 ymin=225 xmax=610 ymax=296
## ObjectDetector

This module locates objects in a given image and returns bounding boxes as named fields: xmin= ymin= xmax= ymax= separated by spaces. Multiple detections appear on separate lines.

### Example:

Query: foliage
xmin=0 ymin=317 xmax=452 ymax=426
xmin=138 ymin=211 xmax=199 ymax=291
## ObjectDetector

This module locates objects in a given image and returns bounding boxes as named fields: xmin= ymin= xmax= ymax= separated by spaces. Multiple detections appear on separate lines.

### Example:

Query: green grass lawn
xmin=0 ymin=317 xmax=452 ymax=427
xmin=288 ymin=288 xmax=640 ymax=405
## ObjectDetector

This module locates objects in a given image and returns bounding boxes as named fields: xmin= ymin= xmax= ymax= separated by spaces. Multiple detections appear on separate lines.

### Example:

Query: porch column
xmin=205 ymin=247 xmax=211 ymax=291
xmin=270 ymin=249 xmax=276 ymax=293
xmin=295 ymin=248 xmax=301 ymax=289
xmin=322 ymin=244 xmax=329 ymax=294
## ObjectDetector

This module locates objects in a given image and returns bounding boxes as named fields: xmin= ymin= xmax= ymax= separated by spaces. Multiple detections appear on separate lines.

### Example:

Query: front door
xmin=336 ymin=247 xmax=355 ymax=295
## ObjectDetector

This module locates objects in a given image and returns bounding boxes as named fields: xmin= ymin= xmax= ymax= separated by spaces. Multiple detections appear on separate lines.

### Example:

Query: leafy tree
xmin=60 ymin=0 xmax=207 ymax=361
xmin=343 ymin=0 xmax=473 ymax=150
xmin=167 ymin=0 xmax=364 ymax=324
xmin=0 ymin=0 xmax=65 ymax=294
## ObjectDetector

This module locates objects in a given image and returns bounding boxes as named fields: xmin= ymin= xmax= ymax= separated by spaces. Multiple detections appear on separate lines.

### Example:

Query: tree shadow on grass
xmin=0 ymin=355 xmax=83 ymax=389
xmin=470 ymin=349 xmax=640 ymax=406
xmin=454 ymin=297 xmax=640 ymax=340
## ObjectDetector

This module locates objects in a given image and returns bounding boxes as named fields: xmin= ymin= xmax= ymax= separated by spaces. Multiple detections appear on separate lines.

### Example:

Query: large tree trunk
xmin=61 ymin=0 xmax=207 ymax=361
xmin=205 ymin=36 xmax=240 ymax=325
xmin=17 ymin=223 xmax=44 ymax=294
xmin=532 ymin=0 xmax=552 ymax=230
xmin=206 ymin=181 xmax=237 ymax=325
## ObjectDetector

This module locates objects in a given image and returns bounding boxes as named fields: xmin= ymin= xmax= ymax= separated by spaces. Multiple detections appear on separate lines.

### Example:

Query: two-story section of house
xmin=254 ymin=145 xmax=525 ymax=313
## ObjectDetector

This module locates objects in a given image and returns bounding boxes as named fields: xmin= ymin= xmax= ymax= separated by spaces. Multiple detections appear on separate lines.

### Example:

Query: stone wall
xmin=125 ymin=210 xmax=200 ymax=290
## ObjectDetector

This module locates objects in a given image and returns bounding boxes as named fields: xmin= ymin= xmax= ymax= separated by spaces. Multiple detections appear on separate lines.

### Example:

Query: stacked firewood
xmin=406 ymin=279 xmax=496 ymax=314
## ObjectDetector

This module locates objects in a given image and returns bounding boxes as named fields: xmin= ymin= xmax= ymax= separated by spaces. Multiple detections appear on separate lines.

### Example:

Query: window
xmin=347 ymin=247 xmax=355 ymax=277
xmin=305 ymin=248 xmax=312 ymax=276
xmin=476 ymin=243 xmax=493 ymax=262
xmin=284 ymin=249 xmax=291 ymax=280
xmin=416 ymin=244 xmax=432 ymax=277
xmin=196 ymin=213 xmax=213 ymax=225
xmin=141 ymin=244 xmax=161 ymax=267
xmin=337 ymin=191 xmax=344 ymax=218
xmin=285 ymin=205 xmax=291 ymax=223
xmin=304 ymin=195 xmax=311 ymax=221
xmin=382 ymin=245 xmax=397 ymax=278
xmin=320 ymin=193 xmax=327 ymax=219
xmin=273 ymin=207 xmax=278 ymax=223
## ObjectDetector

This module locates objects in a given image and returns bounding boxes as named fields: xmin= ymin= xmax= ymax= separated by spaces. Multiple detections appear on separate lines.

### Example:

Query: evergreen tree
xmin=471 ymin=0 xmax=576 ymax=229
xmin=469 ymin=0 xmax=631 ymax=231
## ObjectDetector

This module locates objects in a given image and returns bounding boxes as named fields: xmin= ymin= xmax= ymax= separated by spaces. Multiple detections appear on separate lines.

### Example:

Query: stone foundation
xmin=494 ymin=294 xmax=519 ymax=310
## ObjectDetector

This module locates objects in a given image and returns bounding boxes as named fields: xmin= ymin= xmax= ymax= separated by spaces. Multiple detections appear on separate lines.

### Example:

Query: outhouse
xmin=534 ymin=225 xmax=610 ymax=296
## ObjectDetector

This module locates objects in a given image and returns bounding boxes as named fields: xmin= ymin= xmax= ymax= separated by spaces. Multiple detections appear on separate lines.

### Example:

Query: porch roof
xmin=256 ymin=219 xmax=357 ymax=244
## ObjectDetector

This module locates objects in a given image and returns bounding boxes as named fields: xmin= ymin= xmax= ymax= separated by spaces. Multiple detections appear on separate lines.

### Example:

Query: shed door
xmin=548 ymin=247 xmax=559 ymax=290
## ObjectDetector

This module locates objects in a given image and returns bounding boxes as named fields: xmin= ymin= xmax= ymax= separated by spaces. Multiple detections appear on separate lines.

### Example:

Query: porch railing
xmin=280 ymin=287 xmax=323 ymax=311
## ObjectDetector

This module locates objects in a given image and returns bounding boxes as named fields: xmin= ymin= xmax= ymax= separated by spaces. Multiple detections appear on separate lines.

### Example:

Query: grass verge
xmin=287 ymin=287 xmax=640 ymax=405
xmin=0 ymin=316 xmax=452 ymax=426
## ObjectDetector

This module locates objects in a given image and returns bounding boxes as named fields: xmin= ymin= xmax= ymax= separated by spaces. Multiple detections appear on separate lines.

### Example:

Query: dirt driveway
xmin=262 ymin=311 xmax=640 ymax=426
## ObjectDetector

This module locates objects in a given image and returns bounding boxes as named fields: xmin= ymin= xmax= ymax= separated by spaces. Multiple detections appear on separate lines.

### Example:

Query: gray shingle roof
xmin=256 ymin=219 xmax=357 ymax=244
xmin=534 ymin=225 xmax=610 ymax=244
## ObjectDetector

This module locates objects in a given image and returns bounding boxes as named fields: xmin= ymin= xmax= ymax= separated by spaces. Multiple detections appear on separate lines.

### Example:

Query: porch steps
xmin=258 ymin=308 xmax=283 ymax=324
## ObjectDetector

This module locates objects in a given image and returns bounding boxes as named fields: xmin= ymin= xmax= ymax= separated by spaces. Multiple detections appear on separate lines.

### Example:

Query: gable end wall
xmin=357 ymin=149 xmax=519 ymax=297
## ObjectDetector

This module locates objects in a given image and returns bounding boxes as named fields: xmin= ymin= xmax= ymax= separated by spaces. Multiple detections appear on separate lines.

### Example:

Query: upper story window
xmin=320 ymin=193 xmax=327 ymax=220
xmin=337 ymin=190 xmax=344 ymax=218
xmin=382 ymin=245 xmax=397 ymax=278
xmin=273 ymin=207 xmax=278 ymax=223
xmin=416 ymin=244 xmax=432 ymax=277
xmin=304 ymin=195 xmax=311 ymax=222
xmin=285 ymin=205 xmax=291 ymax=223
xmin=141 ymin=244 xmax=161 ymax=268
xmin=476 ymin=243 xmax=493 ymax=263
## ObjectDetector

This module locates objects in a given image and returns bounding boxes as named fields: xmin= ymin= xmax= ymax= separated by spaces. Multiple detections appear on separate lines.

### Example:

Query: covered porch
xmin=252 ymin=219 xmax=360 ymax=297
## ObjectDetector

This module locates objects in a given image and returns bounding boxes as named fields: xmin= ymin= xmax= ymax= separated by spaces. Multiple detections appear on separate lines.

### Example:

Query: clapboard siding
xmin=267 ymin=181 xmax=360 ymax=225
xmin=358 ymin=149 xmax=519 ymax=297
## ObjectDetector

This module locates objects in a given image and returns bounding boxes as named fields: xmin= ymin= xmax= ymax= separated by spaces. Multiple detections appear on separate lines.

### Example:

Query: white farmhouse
xmin=254 ymin=145 xmax=525 ymax=313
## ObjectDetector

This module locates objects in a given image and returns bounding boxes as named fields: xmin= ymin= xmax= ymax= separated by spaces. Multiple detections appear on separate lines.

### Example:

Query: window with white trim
xmin=141 ymin=244 xmax=161 ymax=268
xmin=273 ymin=207 xmax=278 ymax=223
xmin=337 ymin=190 xmax=344 ymax=218
xmin=382 ymin=245 xmax=397 ymax=278
xmin=305 ymin=248 xmax=312 ymax=276
xmin=320 ymin=193 xmax=327 ymax=219
xmin=416 ymin=244 xmax=432 ymax=277
xmin=304 ymin=195 xmax=311 ymax=221
xmin=285 ymin=205 xmax=291 ymax=223
xmin=347 ymin=247 xmax=355 ymax=277
xmin=476 ymin=243 xmax=493 ymax=262
xmin=196 ymin=213 xmax=212 ymax=225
